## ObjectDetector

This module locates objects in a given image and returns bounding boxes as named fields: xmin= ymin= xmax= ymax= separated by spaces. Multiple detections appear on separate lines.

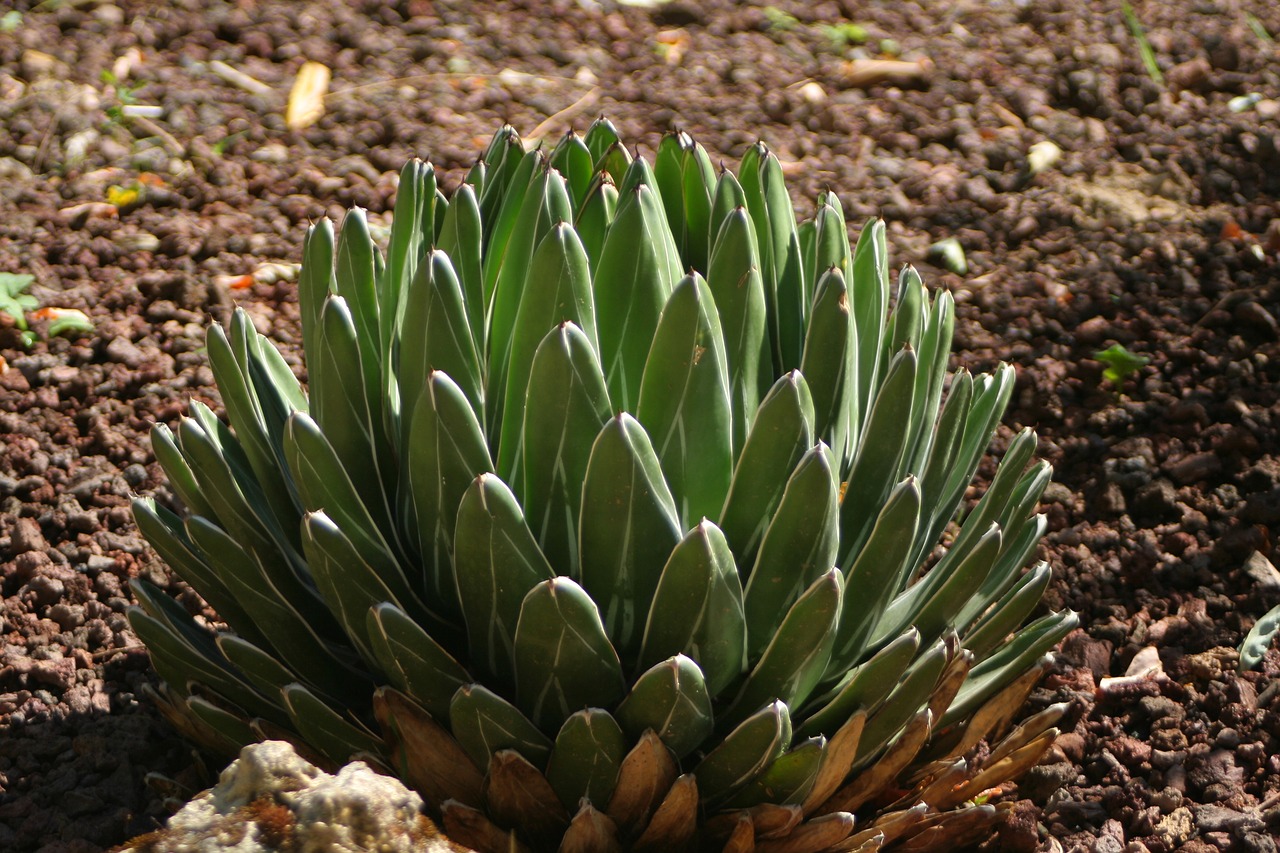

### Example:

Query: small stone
xmin=1155 ymin=807 xmax=1195 ymax=847
xmin=121 ymin=741 xmax=464 ymax=852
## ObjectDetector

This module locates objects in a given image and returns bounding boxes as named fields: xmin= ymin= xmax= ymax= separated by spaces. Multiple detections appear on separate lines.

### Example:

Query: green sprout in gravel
xmin=1094 ymin=343 xmax=1149 ymax=389
xmin=0 ymin=272 xmax=40 ymax=348
xmin=131 ymin=122 xmax=1076 ymax=853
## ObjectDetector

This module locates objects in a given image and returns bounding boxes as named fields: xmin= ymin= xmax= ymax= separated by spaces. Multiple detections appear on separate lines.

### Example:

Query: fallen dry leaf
xmin=286 ymin=61 xmax=330 ymax=130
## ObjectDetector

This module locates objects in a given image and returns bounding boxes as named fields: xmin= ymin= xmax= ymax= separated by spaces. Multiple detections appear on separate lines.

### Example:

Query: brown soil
xmin=2 ymin=1 xmax=1279 ymax=851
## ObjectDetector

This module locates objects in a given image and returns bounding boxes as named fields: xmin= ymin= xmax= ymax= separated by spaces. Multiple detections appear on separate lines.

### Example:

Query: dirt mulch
xmin=1 ymin=1 xmax=1279 ymax=851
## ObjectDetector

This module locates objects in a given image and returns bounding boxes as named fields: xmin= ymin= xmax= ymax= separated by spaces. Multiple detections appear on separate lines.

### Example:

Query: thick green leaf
xmin=903 ymin=285 xmax=955 ymax=475
xmin=707 ymin=206 xmax=769 ymax=455
xmin=583 ymin=117 xmax=622 ymax=166
xmin=854 ymin=639 xmax=949 ymax=765
xmin=213 ymin=635 xmax=298 ymax=725
xmin=297 ymin=218 xmax=335 ymax=375
xmin=637 ymin=273 xmax=733 ymax=526
xmin=830 ymin=477 xmax=921 ymax=671
xmin=615 ymin=655 xmax=713 ymax=761
xmin=282 ymin=682 xmax=383 ymax=764
xmin=485 ymin=165 xmax=572 ymax=439
xmin=801 ymin=268 xmax=857 ymax=469
xmin=718 ymin=371 xmax=815 ymax=568
xmin=593 ymin=183 xmax=683 ymax=412
xmin=638 ymin=520 xmax=747 ymax=697
xmin=578 ymin=414 xmax=683 ymax=654
xmin=849 ymin=220 xmax=889 ymax=425
xmin=309 ymin=296 xmax=395 ymax=540
xmin=477 ymin=125 xmax=525 ymax=237
xmin=721 ymin=736 xmax=825 ymax=809
xmin=403 ymin=370 xmax=494 ymax=615
xmin=961 ymin=561 xmax=1053 ymax=660
xmin=149 ymin=423 xmax=217 ymax=521
xmin=128 ymin=581 xmax=264 ymax=712
xmin=184 ymin=516 xmax=362 ymax=704
xmin=436 ymin=182 xmax=486 ymax=350
xmin=545 ymin=708 xmax=628 ymax=810
xmin=575 ymin=172 xmax=618 ymax=274
xmin=742 ymin=443 xmax=839 ymax=658
xmin=332 ymin=209 xmax=383 ymax=430
xmin=596 ymin=141 xmax=633 ymax=187
xmin=549 ymin=131 xmax=595 ymax=212
xmin=693 ymin=700 xmax=791 ymax=805
xmin=724 ymin=569 xmax=842 ymax=730
xmin=513 ymin=578 xmax=627 ymax=733
xmin=838 ymin=347 xmax=918 ymax=568
xmin=132 ymin=497 xmax=261 ymax=647
xmin=397 ymin=250 xmax=484 ymax=439
xmin=300 ymin=510 xmax=421 ymax=661
xmin=382 ymin=159 xmax=437 ymax=371
xmin=943 ymin=611 xmax=1078 ymax=727
xmin=206 ymin=316 xmax=299 ymax=541
xmin=450 ymin=683 xmax=554 ymax=772
xmin=454 ymin=473 xmax=555 ymax=685
xmin=366 ymin=602 xmax=470 ymax=722
xmin=497 ymin=222 xmax=596 ymax=487
xmin=796 ymin=627 xmax=920 ymax=739
xmin=284 ymin=413 xmax=409 ymax=595
xmin=520 ymin=323 xmax=612 ymax=577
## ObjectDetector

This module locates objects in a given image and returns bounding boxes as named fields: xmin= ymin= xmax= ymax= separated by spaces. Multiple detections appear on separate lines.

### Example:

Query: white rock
xmin=128 ymin=741 xmax=469 ymax=853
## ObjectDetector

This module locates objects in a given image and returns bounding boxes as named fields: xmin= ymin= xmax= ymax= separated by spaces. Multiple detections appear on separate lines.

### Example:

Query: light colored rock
xmin=123 ymin=741 xmax=470 ymax=853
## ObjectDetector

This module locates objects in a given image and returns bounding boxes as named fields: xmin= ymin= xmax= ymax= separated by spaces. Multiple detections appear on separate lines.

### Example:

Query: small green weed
xmin=1121 ymin=1 xmax=1164 ymax=87
xmin=1095 ymin=343 xmax=1149 ymax=387
xmin=0 ymin=273 xmax=39 ymax=348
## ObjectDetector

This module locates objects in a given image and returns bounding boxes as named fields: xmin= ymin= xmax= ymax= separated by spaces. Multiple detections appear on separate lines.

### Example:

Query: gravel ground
xmin=1 ymin=1 xmax=1279 ymax=851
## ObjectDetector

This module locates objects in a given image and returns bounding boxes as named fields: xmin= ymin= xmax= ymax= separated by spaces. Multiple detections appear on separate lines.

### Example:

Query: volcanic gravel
xmin=1 ymin=1 xmax=1279 ymax=851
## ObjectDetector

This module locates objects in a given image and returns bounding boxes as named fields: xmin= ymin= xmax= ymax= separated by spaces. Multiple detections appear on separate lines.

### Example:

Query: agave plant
xmin=130 ymin=121 xmax=1077 ymax=853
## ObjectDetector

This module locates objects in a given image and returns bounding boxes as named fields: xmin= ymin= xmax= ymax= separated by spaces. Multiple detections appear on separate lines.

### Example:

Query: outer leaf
xmin=722 ymin=736 xmax=825 ymax=809
xmin=454 ymin=473 xmax=555 ymax=685
xmin=497 ymin=222 xmax=596 ymax=487
xmin=403 ymin=370 xmax=494 ymax=614
xmin=183 ymin=516 xmax=362 ymax=704
xmin=636 ymin=273 xmax=733 ymax=527
xmin=800 ymin=268 xmax=857 ymax=469
xmin=838 ymin=347 xmax=918 ymax=568
xmin=297 ymin=218 xmax=335 ymax=375
xmin=707 ymin=206 xmax=770 ymax=455
xmin=282 ymin=682 xmax=382 ymax=765
xmin=546 ymin=709 xmax=628 ymax=810
xmin=131 ymin=497 xmax=261 ymax=647
xmin=436 ymin=182 xmax=486 ymax=350
xmin=849 ymin=220 xmax=889 ymax=425
xmin=520 ymin=323 xmax=612 ymax=577
xmin=638 ymin=520 xmax=747 ymax=697
xmin=742 ymin=443 xmax=840 ymax=658
xmin=513 ymin=578 xmax=627 ymax=733
xmin=831 ymin=478 xmax=922 ymax=671
xmin=615 ymin=654 xmax=714 ymax=760
xmin=397 ymin=250 xmax=484 ymax=437
xmin=381 ymin=158 xmax=436 ymax=368
xmin=450 ymin=683 xmax=554 ymax=772
xmin=575 ymin=172 xmax=618 ymax=274
xmin=723 ymin=569 xmax=842 ymax=730
xmin=593 ymin=183 xmax=683 ymax=412
xmin=365 ymin=603 xmax=470 ymax=723
xmin=693 ymin=700 xmax=791 ymax=806
xmin=485 ymin=165 xmax=572 ymax=439
xmin=578 ymin=414 xmax=683 ymax=654
xmin=583 ymin=117 xmax=622 ymax=166
xmin=309 ymin=296 xmax=395 ymax=540
xmin=718 ymin=371 xmax=815 ymax=568
xmin=549 ymin=130 xmax=595 ymax=212
xmin=797 ymin=628 xmax=920 ymax=739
